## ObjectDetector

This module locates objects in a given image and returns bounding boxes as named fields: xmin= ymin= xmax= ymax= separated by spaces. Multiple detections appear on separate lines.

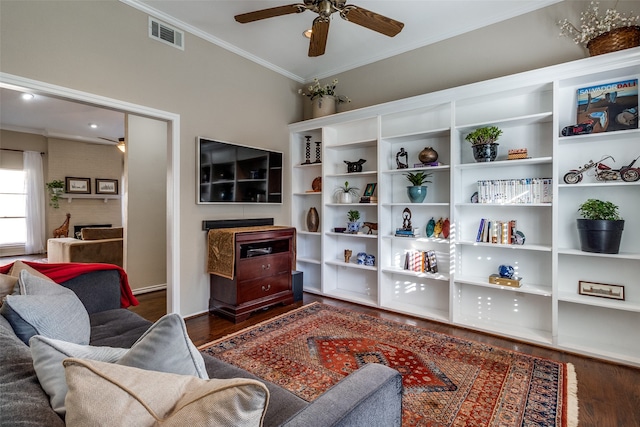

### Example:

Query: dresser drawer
xmin=238 ymin=273 xmax=290 ymax=304
xmin=237 ymin=253 xmax=290 ymax=282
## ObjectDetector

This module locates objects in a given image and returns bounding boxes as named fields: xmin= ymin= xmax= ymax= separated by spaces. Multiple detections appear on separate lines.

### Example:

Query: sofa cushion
xmin=0 ymin=270 xmax=90 ymax=345
xmin=63 ymin=358 xmax=269 ymax=427
xmin=89 ymin=308 xmax=153 ymax=347
xmin=30 ymin=313 xmax=209 ymax=416
xmin=0 ymin=320 xmax=65 ymax=427
xmin=0 ymin=273 xmax=18 ymax=304
xmin=8 ymin=260 xmax=53 ymax=282
xmin=81 ymin=226 xmax=123 ymax=240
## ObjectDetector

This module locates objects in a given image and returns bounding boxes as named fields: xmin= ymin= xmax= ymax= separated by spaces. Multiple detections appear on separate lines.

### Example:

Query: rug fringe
xmin=196 ymin=302 xmax=320 ymax=351
xmin=566 ymin=363 xmax=579 ymax=427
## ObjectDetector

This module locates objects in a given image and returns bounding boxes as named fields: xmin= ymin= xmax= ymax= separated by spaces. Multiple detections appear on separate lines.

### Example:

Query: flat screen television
xmin=197 ymin=137 xmax=283 ymax=204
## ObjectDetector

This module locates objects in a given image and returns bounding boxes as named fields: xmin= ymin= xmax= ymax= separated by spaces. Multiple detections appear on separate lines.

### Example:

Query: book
xmin=576 ymin=79 xmax=638 ymax=134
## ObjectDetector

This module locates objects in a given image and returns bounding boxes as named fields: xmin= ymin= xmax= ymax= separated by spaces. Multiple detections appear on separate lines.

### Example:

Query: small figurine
xmin=498 ymin=265 xmax=515 ymax=279
xmin=344 ymin=159 xmax=366 ymax=173
xmin=396 ymin=148 xmax=408 ymax=169
xmin=402 ymin=208 xmax=412 ymax=231
xmin=344 ymin=249 xmax=352 ymax=263
xmin=442 ymin=218 xmax=450 ymax=239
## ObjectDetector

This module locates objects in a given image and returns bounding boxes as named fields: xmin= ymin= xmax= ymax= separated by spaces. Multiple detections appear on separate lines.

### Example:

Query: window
xmin=0 ymin=169 xmax=27 ymax=245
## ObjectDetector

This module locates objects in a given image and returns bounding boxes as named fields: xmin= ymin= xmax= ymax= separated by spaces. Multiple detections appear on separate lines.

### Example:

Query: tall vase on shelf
xmin=306 ymin=207 xmax=319 ymax=232
xmin=312 ymin=96 xmax=336 ymax=118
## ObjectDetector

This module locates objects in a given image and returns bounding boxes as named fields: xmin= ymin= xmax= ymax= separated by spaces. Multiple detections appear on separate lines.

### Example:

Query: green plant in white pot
xmin=577 ymin=199 xmax=624 ymax=254
xmin=46 ymin=180 xmax=65 ymax=209
xmin=404 ymin=171 xmax=432 ymax=203
xmin=334 ymin=181 xmax=359 ymax=204
xmin=465 ymin=126 xmax=503 ymax=162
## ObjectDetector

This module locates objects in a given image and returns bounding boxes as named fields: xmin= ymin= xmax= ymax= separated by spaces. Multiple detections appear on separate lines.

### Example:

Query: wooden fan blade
xmin=341 ymin=6 xmax=404 ymax=37
xmin=235 ymin=4 xmax=305 ymax=24
xmin=309 ymin=18 xmax=330 ymax=57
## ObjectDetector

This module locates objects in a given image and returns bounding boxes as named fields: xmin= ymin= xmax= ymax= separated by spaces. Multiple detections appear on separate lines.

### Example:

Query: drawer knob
xmin=261 ymin=284 xmax=271 ymax=292
xmin=262 ymin=263 xmax=271 ymax=270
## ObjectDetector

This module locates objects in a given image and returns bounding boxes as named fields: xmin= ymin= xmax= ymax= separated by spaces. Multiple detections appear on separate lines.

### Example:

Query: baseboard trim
xmin=133 ymin=284 xmax=167 ymax=295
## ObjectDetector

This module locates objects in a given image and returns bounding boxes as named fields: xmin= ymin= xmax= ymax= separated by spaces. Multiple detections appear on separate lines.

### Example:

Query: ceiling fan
xmin=234 ymin=0 xmax=404 ymax=57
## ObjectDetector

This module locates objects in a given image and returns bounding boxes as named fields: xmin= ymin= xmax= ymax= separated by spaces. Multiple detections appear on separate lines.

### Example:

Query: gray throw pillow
xmin=30 ymin=313 xmax=208 ymax=416
xmin=0 ymin=270 xmax=89 ymax=345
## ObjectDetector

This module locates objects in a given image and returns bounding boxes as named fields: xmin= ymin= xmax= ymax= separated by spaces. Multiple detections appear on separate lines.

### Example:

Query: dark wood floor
xmin=131 ymin=290 xmax=640 ymax=427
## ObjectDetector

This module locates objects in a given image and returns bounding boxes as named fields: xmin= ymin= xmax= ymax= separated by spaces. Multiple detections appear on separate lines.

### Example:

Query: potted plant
xmin=464 ymin=126 xmax=503 ymax=162
xmin=333 ymin=181 xmax=359 ymax=204
xmin=299 ymin=78 xmax=351 ymax=118
xmin=46 ymin=180 xmax=65 ymax=209
xmin=404 ymin=171 xmax=432 ymax=203
xmin=577 ymin=199 xmax=625 ymax=254
xmin=558 ymin=2 xmax=640 ymax=56
xmin=346 ymin=209 xmax=361 ymax=233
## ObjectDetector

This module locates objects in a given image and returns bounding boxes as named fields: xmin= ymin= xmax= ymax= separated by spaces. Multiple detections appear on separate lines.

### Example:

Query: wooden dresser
xmin=208 ymin=227 xmax=295 ymax=322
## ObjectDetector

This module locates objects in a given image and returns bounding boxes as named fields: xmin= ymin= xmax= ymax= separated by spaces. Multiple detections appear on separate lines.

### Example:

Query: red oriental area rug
xmin=200 ymin=303 xmax=578 ymax=427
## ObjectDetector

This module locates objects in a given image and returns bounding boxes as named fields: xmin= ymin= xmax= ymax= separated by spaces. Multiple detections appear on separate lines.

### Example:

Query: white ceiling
xmin=0 ymin=0 xmax=560 ymax=144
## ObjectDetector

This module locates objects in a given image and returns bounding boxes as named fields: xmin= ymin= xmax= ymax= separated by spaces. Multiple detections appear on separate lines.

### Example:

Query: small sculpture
xmin=434 ymin=218 xmax=444 ymax=237
xmin=396 ymin=148 xmax=408 ymax=169
xmin=402 ymin=208 xmax=412 ymax=231
xmin=344 ymin=249 xmax=352 ymax=263
xmin=53 ymin=213 xmax=71 ymax=238
xmin=356 ymin=252 xmax=367 ymax=264
xmin=498 ymin=265 xmax=515 ymax=279
xmin=426 ymin=217 xmax=435 ymax=237
xmin=314 ymin=141 xmax=322 ymax=163
xmin=344 ymin=159 xmax=366 ymax=173
xmin=418 ymin=147 xmax=438 ymax=164
xmin=302 ymin=136 xmax=312 ymax=165
xmin=362 ymin=222 xmax=378 ymax=235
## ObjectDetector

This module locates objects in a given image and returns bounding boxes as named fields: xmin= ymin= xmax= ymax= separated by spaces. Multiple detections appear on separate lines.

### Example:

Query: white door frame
xmin=0 ymin=72 xmax=181 ymax=314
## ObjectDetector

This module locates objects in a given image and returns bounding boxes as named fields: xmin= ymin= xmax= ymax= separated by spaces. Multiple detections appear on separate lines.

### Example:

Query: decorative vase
xmin=347 ymin=221 xmax=361 ymax=233
xmin=577 ymin=219 xmax=625 ymax=254
xmin=338 ymin=192 xmax=353 ymax=204
xmin=472 ymin=143 xmax=498 ymax=162
xmin=306 ymin=207 xmax=319 ymax=232
xmin=407 ymin=186 xmax=427 ymax=203
xmin=312 ymin=95 xmax=336 ymax=118
xmin=418 ymin=147 xmax=438 ymax=164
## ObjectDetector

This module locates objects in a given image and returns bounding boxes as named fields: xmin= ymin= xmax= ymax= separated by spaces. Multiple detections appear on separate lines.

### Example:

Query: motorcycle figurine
xmin=563 ymin=155 xmax=640 ymax=184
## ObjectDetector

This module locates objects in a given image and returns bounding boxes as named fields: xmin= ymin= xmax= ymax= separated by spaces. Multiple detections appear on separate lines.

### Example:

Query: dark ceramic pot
xmin=472 ymin=143 xmax=499 ymax=162
xmin=577 ymin=219 xmax=624 ymax=254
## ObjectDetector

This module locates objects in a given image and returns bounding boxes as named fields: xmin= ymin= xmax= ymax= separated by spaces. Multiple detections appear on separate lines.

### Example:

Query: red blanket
xmin=0 ymin=261 xmax=138 ymax=308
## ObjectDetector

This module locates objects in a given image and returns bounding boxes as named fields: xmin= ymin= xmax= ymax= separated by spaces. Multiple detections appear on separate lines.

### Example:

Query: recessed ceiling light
xmin=21 ymin=93 xmax=35 ymax=100
xmin=89 ymin=123 xmax=98 ymax=129
xmin=303 ymin=28 xmax=312 ymax=39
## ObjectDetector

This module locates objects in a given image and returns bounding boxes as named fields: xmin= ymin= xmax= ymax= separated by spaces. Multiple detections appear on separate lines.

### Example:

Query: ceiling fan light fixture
xmin=303 ymin=28 xmax=313 ymax=38
xmin=21 ymin=93 xmax=35 ymax=101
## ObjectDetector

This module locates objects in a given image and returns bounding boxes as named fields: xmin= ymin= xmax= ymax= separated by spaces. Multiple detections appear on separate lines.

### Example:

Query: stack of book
xmin=413 ymin=162 xmax=444 ymax=168
xmin=476 ymin=219 xmax=517 ymax=244
xmin=403 ymin=250 xmax=438 ymax=273
xmin=395 ymin=228 xmax=421 ymax=238
xmin=359 ymin=196 xmax=378 ymax=203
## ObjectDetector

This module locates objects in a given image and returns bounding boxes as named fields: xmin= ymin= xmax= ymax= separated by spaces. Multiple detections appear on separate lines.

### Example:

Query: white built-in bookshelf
xmin=289 ymin=48 xmax=640 ymax=366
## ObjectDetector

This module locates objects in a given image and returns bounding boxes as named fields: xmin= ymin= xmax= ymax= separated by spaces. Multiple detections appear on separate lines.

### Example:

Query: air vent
xmin=149 ymin=17 xmax=184 ymax=50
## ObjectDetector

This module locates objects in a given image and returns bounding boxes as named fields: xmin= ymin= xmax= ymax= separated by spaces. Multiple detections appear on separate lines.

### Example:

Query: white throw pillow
xmin=30 ymin=313 xmax=208 ymax=415
xmin=64 ymin=358 xmax=269 ymax=427
xmin=0 ymin=270 xmax=89 ymax=345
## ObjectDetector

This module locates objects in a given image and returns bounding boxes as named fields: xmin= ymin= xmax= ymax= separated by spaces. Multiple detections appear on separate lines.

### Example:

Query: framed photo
xmin=363 ymin=183 xmax=377 ymax=197
xmin=65 ymin=177 xmax=91 ymax=194
xmin=578 ymin=280 xmax=625 ymax=301
xmin=95 ymin=178 xmax=119 ymax=195
xmin=576 ymin=79 xmax=638 ymax=134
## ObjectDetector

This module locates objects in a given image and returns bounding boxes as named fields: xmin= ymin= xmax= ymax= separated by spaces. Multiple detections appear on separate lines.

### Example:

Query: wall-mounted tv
xmin=197 ymin=137 xmax=283 ymax=204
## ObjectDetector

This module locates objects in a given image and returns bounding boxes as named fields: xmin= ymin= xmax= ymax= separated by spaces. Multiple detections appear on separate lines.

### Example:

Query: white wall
xmin=125 ymin=114 xmax=167 ymax=292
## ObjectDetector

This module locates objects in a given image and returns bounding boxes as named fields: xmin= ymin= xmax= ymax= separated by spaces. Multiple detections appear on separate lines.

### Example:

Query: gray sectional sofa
xmin=0 ymin=267 xmax=402 ymax=426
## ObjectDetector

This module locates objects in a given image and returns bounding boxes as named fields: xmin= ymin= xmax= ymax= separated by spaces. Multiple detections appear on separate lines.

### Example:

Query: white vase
xmin=338 ymin=192 xmax=353 ymax=204
xmin=312 ymin=96 xmax=336 ymax=118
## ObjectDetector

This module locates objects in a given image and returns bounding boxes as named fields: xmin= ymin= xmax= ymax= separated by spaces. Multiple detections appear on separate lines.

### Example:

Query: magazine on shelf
xmin=576 ymin=79 xmax=638 ymax=133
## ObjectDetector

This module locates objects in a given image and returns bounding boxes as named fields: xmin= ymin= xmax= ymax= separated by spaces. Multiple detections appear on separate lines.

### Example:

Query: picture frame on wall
xmin=95 ymin=178 xmax=119 ymax=195
xmin=65 ymin=177 xmax=91 ymax=194
xmin=578 ymin=280 xmax=625 ymax=301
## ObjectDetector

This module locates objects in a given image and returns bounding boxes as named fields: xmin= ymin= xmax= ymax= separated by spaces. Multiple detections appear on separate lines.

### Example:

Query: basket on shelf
xmin=587 ymin=26 xmax=640 ymax=56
